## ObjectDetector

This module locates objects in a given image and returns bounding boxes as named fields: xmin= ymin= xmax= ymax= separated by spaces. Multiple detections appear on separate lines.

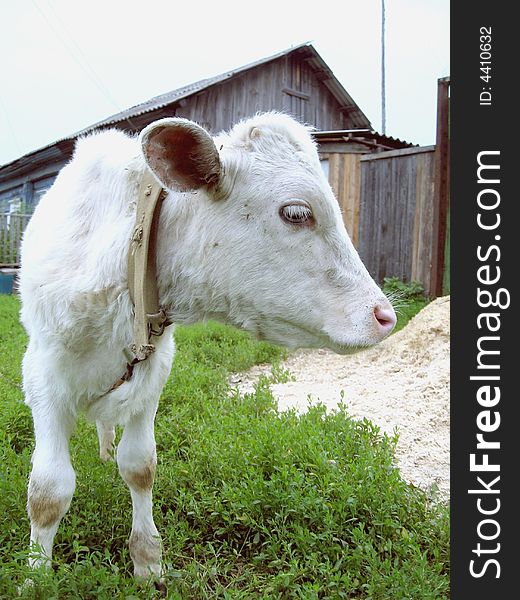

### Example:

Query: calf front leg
xmin=116 ymin=404 xmax=162 ymax=580
xmin=27 ymin=406 xmax=76 ymax=568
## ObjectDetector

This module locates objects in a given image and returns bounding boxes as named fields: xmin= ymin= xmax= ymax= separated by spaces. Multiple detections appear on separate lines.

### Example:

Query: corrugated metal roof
xmin=314 ymin=129 xmax=415 ymax=149
xmin=73 ymin=75 xmax=229 ymax=137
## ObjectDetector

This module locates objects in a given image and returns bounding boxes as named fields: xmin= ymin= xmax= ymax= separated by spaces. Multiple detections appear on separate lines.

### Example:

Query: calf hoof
xmin=135 ymin=573 xmax=167 ymax=597
xmin=130 ymin=529 xmax=162 ymax=578
xmin=154 ymin=580 xmax=167 ymax=596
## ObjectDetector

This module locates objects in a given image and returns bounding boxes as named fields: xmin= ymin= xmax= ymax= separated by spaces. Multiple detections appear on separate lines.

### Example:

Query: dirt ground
xmin=230 ymin=296 xmax=450 ymax=502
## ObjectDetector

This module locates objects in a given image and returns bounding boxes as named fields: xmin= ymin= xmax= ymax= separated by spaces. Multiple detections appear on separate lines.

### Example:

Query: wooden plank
xmin=359 ymin=158 xmax=380 ymax=280
xmin=403 ymin=155 xmax=418 ymax=281
xmin=412 ymin=152 xmax=436 ymax=292
xmin=340 ymin=154 xmax=361 ymax=247
xmin=341 ymin=155 xmax=353 ymax=237
xmin=360 ymin=145 xmax=435 ymax=161
xmin=302 ymin=62 xmax=312 ymax=124
xmin=431 ymin=78 xmax=450 ymax=297
xmin=411 ymin=155 xmax=424 ymax=283
xmin=329 ymin=154 xmax=341 ymax=202
xmin=385 ymin=156 xmax=397 ymax=280
xmin=338 ymin=155 xmax=346 ymax=208
xmin=352 ymin=155 xmax=361 ymax=248
xmin=422 ymin=154 xmax=434 ymax=288
xmin=282 ymin=87 xmax=310 ymax=100
xmin=10 ymin=216 xmax=16 ymax=264
xmin=316 ymin=142 xmax=373 ymax=154
xmin=415 ymin=154 xmax=428 ymax=288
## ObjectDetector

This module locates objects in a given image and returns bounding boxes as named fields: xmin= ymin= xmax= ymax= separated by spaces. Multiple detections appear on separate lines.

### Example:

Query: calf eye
xmin=280 ymin=203 xmax=314 ymax=226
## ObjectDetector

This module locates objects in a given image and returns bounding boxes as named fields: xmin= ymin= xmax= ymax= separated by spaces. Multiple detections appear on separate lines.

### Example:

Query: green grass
xmin=0 ymin=292 xmax=449 ymax=599
xmin=382 ymin=277 xmax=431 ymax=334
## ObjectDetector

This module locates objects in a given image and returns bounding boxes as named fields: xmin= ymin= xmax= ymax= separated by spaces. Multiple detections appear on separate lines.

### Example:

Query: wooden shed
xmin=0 ymin=42 xmax=375 ymax=218
xmin=2 ymin=43 xmax=439 ymax=297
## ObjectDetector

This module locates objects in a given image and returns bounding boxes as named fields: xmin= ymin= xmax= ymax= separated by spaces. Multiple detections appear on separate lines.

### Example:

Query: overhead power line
xmin=381 ymin=0 xmax=386 ymax=135
xmin=30 ymin=0 xmax=130 ymax=121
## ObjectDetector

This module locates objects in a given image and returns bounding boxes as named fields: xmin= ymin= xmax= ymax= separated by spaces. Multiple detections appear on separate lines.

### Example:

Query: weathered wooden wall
xmin=357 ymin=146 xmax=437 ymax=295
xmin=320 ymin=152 xmax=362 ymax=246
xmin=1 ymin=50 xmax=362 ymax=206
xmin=175 ymin=56 xmax=350 ymax=133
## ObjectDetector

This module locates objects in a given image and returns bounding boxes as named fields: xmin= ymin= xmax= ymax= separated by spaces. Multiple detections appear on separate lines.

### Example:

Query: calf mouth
xmin=256 ymin=317 xmax=376 ymax=356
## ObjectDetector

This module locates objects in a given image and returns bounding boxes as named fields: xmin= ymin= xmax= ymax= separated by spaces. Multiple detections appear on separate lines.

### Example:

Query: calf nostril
xmin=373 ymin=306 xmax=397 ymax=331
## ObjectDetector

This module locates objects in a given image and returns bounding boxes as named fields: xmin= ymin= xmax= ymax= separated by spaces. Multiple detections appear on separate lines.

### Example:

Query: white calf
xmin=19 ymin=112 xmax=395 ymax=581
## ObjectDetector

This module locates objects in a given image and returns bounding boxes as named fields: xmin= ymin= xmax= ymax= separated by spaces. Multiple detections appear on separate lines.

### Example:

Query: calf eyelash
xmin=280 ymin=203 xmax=314 ymax=226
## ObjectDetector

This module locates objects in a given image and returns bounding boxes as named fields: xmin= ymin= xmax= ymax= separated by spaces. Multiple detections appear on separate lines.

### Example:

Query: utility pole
xmin=381 ymin=0 xmax=386 ymax=134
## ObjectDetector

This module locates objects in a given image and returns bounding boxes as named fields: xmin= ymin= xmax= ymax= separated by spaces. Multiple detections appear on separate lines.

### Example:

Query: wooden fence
xmin=321 ymin=153 xmax=362 ymax=247
xmin=0 ymin=213 xmax=31 ymax=266
xmin=321 ymin=146 xmax=448 ymax=298
xmin=324 ymin=77 xmax=450 ymax=298
xmin=357 ymin=146 xmax=440 ymax=295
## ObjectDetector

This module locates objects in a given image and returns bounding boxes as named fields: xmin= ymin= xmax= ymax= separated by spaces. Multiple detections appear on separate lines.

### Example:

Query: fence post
xmin=0 ymin=213 xmax=31 ymax=267
xmin=431 ymin=77 xmax=450 ymax=297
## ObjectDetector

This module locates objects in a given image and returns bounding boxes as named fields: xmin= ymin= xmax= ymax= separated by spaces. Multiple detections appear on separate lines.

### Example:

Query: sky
xmin=0 ymin=0 xmax=450 ymax=166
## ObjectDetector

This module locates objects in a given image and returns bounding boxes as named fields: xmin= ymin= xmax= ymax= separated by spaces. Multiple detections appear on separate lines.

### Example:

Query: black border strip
xmin=451 ymin=4 xmax=516 ymax=597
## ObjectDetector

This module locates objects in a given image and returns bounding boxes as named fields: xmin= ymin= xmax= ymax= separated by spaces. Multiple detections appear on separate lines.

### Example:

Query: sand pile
xmin=231 ymin=296 xmax=450 ymax=501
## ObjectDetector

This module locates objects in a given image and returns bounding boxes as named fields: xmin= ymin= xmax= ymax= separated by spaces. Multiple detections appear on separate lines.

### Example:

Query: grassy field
xmin=0 ymin=290 xmax=449 ymax=599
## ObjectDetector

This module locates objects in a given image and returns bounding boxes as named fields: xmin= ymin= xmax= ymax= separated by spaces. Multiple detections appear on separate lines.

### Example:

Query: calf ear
xmin=139 ymin=118 xmax=221 ymax=192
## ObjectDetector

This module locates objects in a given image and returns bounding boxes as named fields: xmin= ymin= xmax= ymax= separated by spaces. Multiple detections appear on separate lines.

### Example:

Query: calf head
xmin=140 ymin=113 xmax=396 ymax=353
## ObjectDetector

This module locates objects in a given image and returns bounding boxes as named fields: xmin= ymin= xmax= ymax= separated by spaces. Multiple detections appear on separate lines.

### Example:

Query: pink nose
xmin=373 ymin=305 xmax=397 ymax=334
